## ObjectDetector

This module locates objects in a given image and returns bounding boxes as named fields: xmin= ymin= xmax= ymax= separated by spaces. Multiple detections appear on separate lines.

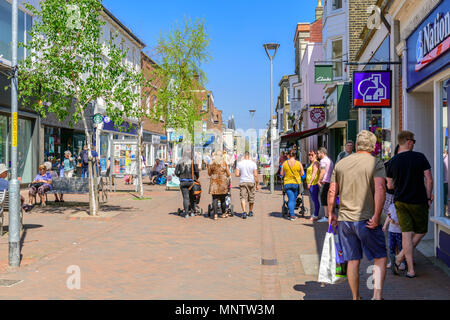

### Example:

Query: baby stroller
xmin=281 ymin=183 xmax=308 ymax=218
xmin=177 ymin=181 xmax=203 ymax=217
xmin=207 ymin=178 xmax=234 ymax=218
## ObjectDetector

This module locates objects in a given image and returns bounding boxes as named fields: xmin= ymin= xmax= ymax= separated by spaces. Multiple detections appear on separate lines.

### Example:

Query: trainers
xmin=243 ymin=213 xmax=248 ymax=219
xmin=386 ymin=261 xmax=392 ymax=268
xmin=249 ymin=211 xmax=254 ymax=217
xmin=399 ymin=262 xmax=406 ymax=271
xmin=290 ymin=216 xmax=297 ymax=221
xmin=317 ymin=217 xmax=328 ymax=223
xmin=190 ymin=212 xmax=195 ymax=217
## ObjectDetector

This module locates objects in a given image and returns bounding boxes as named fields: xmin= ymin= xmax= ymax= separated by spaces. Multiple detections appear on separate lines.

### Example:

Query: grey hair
xmin=318 ymin=147 xmax=328 ymax=155
xmin=64 ymin=150 xmax=72 ymax=156
xmin=356 ymin=130 xmax=377 ymax=152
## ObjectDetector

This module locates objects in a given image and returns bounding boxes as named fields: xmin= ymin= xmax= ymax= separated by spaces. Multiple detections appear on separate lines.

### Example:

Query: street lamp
xmin=263 ymin=43 xmax=279 ymax=194
xmin=9 ymin=0 xmax=20 ymax=267
xmin=249 ymin=109 xmax=256 ymax=160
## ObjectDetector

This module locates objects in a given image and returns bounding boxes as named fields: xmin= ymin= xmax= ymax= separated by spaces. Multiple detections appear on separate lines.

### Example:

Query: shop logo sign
xmin=310 ymin=107 xmax=326 ymax=124
xmin=353 ymin=71 xmax=391 ymax=108
xmin=416 ymin=12 xmax=450 ymax=72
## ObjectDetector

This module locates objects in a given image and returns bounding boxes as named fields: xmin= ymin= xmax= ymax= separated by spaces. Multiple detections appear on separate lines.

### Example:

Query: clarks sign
xmin=416 ymin=12 xmax=450 ymax=71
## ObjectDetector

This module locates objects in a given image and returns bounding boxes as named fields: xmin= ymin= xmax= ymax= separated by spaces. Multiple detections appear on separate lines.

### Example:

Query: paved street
xmin=0 ymin=172 xmax=448 ymax=300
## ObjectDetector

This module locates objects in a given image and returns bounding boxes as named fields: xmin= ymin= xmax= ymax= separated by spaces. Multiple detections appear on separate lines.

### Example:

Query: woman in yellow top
xmin=280 ymin=150 xmax=305 ymax=221
xmin=306 ymin=150 xmax=321 ymax=221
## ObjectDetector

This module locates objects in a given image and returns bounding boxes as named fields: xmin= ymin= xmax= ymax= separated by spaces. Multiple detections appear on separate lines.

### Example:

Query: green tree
xmin=152 ymin=17 xmax=210 ymax=144
xmin=17 ymin=0 xmax=142 ymax=215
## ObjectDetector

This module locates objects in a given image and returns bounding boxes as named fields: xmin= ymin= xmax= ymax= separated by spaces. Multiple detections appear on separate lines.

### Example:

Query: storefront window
xmin=0 ymin=114 xmax=34 ymax=183
xmin=363 ymin=35 xmax=391 ymax=161
xmin=44 ymin=127 xmax=62 ymax=161
xmin=442 ymin=78 xmax=449 ymax=218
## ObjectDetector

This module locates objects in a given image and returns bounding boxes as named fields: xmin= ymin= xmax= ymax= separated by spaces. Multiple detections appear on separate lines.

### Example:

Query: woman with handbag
xmin=175 ymin=146 xmax=200 ymax=218
xmin=208 ymin=151 xmax=231 ymax=220
xmin=280 ymin=150 xmax=305 ymax=221
xmin=27 ymin=164 xmax=53 ymax=208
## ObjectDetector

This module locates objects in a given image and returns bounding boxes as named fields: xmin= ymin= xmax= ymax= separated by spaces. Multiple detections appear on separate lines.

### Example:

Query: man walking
xmin=317 ymin=147 xmax=334 ymax=222
xmin=235 ymin=152 xmax=259 ymax=219
xmin=328 ymin=130 xmax=387 ymax=300
xmin=336 ymin=140 xmax=354 ymax=163
xmin=78 ymin=145 xmax=90 ymax=178
xmin=386 ymin=131 xmax=433 ymax=278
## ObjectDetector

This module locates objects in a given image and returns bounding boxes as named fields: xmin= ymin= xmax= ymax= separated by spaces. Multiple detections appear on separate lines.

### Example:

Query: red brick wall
xmin=309 ymin=18 xmax=322 ymax=43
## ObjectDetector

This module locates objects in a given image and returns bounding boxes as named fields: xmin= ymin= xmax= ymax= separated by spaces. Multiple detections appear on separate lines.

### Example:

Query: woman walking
xmin=62 ymin=150 xmax=75 ymax=178
xmin=175 ymin=146 xmax=199 ymax=218
xmin=306 ymin=150 xmax=321 ymax=221
xmin=280 ymin=150 xmax=305 ymax=221
xmin=208 ymin=151 xmax=231 ymax=220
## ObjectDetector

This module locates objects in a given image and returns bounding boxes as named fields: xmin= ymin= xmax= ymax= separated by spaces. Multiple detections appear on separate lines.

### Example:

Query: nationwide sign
xmin=407 ymin=0 xmax=450 ymax=90
xmin=353 ymin=71 xmax=392 ymax=108
xmin=415 ymin=11 xmax=450 ymax=71
xmin=314 ymin=64 xmax=333 ymax=83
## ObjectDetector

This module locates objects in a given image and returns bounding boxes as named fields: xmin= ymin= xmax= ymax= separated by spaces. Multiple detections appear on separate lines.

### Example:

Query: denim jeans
xmin=285 ymin=184 xmax=299 ymax=217
xmin=81 ymin=166 xmax=89 ymax=178
xmin=309 ymin=184 xmax=320 ymax=217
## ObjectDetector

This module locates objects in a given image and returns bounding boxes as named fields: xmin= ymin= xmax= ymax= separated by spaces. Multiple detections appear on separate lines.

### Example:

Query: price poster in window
xmin=111 ymin=140 xmax=138 ymax=177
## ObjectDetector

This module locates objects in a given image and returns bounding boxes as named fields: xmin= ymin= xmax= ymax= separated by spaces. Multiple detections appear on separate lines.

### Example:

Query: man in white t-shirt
xmin=235 ymin=152 xmax=259 ymax=219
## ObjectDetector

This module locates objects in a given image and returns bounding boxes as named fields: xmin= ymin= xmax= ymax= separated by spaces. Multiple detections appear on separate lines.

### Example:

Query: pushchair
xmin=281 ymin=183 xmax=308 ymax=218
xmin=177 ymin=182 xmax=203 ymax=217
xmin=207 ymin=178 xmax=234 ymax=218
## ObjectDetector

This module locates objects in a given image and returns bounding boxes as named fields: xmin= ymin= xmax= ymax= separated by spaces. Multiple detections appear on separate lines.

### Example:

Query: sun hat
xmin=0 ymin=163 xmax=9 ymax=175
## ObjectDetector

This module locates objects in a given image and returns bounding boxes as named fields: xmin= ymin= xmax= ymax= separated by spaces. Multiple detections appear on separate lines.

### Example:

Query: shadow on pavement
xmin=293 ymin=281 xmax=352 ymax=300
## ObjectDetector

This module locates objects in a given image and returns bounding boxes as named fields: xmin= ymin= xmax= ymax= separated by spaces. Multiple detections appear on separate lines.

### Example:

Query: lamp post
xmin=263 ymin=43 xmax=279 ymax=194
xmin=9 ymin=0 xmax=20 ymax=267
xmin=249 ymin=109 xmax=256 ymax=160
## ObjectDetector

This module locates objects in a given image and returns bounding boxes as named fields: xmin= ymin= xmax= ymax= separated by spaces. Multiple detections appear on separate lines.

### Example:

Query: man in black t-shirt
xmin=386 ymin=131 xmax=433 ymax=278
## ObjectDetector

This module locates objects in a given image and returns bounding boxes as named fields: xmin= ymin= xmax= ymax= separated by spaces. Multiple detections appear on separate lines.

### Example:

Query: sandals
xmin=406 ymin=273 xmax=416 ymax=278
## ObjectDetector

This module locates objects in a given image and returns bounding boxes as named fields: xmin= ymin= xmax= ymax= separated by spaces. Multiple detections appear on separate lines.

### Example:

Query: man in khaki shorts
xmin=235 ymin=152 xmax=259 ymax=219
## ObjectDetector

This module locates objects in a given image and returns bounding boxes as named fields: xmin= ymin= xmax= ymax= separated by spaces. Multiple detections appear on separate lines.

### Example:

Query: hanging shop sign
xmin=314 ymin=64 xmax=333 ymax=83
xmin=93 ymin=113 xmax=103 ymax=124
xmin=310 ymin=106 xmax=326 ymax=124
xmin=353 ymin=70 xmax=392 ymax=108
xmin=407 ymin=0 xmax=450 ymax=90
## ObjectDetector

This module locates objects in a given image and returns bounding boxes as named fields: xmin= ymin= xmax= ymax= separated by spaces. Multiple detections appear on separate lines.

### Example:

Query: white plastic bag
xmin=318 ymin=226 xmax=347 ymax=284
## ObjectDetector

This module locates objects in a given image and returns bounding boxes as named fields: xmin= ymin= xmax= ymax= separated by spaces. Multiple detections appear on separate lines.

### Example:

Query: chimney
xmin=315 ymin=0 xmax=323 ymax=21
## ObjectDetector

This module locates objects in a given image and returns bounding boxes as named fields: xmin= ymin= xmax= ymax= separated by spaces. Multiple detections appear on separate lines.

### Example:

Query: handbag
xmin=188 ymin=162 xmax=202 ymax=196
xmin=318 ymin=225 xmax=347 ymax=284
xmin=31 ymin=182 xmax=45 ymax=189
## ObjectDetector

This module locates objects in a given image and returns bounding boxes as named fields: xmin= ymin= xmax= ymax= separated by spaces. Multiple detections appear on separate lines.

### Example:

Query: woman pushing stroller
xmin=175 ymin=146 xmax=200 ymax=218
xmin=280 ymin=150 xmax=305 ymax=221
xmin=208 ymin=150 xmax=231 ymax=220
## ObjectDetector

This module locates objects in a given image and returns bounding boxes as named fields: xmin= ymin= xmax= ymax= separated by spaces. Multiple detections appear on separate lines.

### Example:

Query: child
xmin=383 ymin=203 xmax=406 ymax=270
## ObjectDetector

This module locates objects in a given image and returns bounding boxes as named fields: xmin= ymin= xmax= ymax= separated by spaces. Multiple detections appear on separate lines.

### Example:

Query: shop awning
xmin=280 ymin=126 xmax=327 ymax=142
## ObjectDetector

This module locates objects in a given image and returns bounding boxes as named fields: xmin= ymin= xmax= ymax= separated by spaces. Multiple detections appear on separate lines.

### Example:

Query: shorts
xmin=394 ymin=201 xmax=429 ymax=234
xmin=240 ymin=182 xmax=255 ymax=204
xmin=320 ymin=182 xmax=330 ymax=206
xmin=338 ymin=220 xmax=387 ymax=261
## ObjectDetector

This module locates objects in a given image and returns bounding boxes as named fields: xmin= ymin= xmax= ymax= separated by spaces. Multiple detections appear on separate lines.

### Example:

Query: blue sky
xmin=103 ymin=0 xmax=318 ymax=130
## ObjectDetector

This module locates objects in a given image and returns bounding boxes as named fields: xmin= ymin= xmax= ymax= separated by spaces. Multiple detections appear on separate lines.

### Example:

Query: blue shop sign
xmin=406 ymin=0 xmax=450 ymax=91
xmin=103 ymin=120 xmax=138 ymax=135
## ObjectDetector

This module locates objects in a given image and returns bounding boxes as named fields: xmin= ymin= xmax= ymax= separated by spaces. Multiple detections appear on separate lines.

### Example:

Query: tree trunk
xmin=80 ymin=108 xmax=99 ymax=216
xmin=137 ymin=123 xmax=144 ymax=199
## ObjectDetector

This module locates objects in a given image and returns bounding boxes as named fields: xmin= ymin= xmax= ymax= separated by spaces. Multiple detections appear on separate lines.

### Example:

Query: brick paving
xmin=0 ymin=172 xmax=448 ymax=299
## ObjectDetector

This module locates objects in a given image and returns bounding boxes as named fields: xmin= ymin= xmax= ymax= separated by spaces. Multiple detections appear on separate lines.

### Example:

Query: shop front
xmin=142 ymin=131 xmax=168 ymax=167
xmin=325 ymin=83 xmax=356 ymax=162
xmin=405 ymin=0 xmax=450 ymax=266
xmin=0 ymin=73 xmax=39 ymax=184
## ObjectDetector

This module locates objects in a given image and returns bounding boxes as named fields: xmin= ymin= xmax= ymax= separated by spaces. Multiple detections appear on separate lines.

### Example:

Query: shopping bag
xmin=318 ymin=225 xmax=347 ymax=284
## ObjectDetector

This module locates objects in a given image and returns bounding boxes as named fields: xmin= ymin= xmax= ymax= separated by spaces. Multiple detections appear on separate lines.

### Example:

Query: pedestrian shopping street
xmin=0 ymin=173 xmax=448 ymax=300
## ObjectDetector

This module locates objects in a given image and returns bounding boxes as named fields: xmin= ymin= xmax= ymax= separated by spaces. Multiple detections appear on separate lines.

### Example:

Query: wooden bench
xmin=0 ymin=190 xmax=24 ymax=236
